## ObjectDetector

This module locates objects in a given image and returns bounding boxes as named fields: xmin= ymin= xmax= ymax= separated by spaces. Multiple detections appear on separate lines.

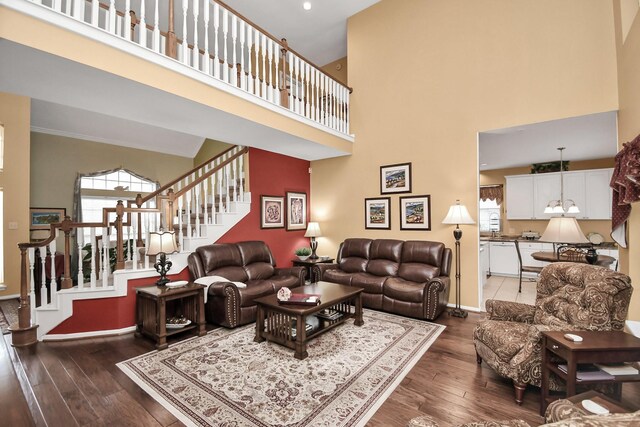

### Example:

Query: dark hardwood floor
xmin=2 ymin=313 xmax=639 ymax=426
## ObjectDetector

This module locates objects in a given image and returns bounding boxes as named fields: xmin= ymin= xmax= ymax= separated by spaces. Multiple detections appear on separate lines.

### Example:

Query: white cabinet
xmin=506 ymin=176 xmax=535 ymax=219
xmin=505 ymin=168 xmax=612 ymax=220
xmin=479 ymin=242 xmax=489 ymax=285
xmin=489 ymin=242 xmax=519 ymax=276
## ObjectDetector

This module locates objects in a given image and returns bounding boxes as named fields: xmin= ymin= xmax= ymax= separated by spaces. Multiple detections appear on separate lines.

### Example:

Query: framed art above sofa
xmin=260 ymin=195 xmax=284 ymax=229
xmin=365 ymin=197 xmax=391 ymax=229
xmin=399 ymin=195 xmax=431 ymax=230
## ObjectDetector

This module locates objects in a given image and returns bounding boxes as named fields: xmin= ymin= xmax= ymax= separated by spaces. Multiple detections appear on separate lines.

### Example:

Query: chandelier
xmin=543 ymin=147 xmax=580 ymax=215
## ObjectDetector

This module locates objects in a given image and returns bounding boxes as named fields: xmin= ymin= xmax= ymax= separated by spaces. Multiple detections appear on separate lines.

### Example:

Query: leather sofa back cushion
xmin=339 ymin=239 xmax=372 ymax=260
xmin=245 ymin=262 xmax=276 ymax=280
xmin=339 ymin=257 xmax=368 ymax=273
xmin=398 ymin=241 xmax=444 ymax=281
xmin=237 ymin=241 xmax=274 ymax=266
xmin=366 ymin=239 xmax=403 ymax=276
xmin=197 ymin=244 xmax=243 ymax=273
xmin=209 ymin=266 xmax=248 ymax=282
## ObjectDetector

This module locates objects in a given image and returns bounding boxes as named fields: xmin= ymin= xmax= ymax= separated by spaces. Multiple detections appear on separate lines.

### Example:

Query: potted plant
xmin=295 ymin=247 xmax=312 ymax=261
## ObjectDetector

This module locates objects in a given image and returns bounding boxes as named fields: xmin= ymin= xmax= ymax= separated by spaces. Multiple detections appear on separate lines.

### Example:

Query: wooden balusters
xmin=61 ymin=217 xmax=73 ymax=289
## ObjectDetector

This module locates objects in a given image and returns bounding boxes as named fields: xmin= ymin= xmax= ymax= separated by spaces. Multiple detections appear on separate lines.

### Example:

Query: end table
xmin=135 ymin=283 xmax=206 ymax=350
xmin=292 ymin=257 xmax=334 ymax=283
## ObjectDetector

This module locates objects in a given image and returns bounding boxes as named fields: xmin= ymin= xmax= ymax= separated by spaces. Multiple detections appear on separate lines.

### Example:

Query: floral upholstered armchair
xmin=474 ymin=263 xmax=633 ymax=404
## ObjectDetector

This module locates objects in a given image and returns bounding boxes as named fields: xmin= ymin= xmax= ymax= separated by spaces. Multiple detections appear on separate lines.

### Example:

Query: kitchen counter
xmin=479 ymin=236 xmax=617 ymax=249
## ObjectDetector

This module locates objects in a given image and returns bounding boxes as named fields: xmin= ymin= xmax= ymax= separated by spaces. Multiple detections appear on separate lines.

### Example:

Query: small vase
xmin=585 ymin=248 xmax=598 ymax=265
xmin=297 ymin=255 xmax=310 ymax=261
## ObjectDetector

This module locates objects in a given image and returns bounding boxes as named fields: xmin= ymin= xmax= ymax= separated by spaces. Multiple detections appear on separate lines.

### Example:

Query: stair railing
xmin=12 ymin=147 xmax=249 ymax=347
xmin=24 ymin=0 xmax=352 ymax=135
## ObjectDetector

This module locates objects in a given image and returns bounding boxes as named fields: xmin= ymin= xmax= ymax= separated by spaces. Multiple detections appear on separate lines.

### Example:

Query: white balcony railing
xmin=21 ymin=0 xmax=352 ymax=136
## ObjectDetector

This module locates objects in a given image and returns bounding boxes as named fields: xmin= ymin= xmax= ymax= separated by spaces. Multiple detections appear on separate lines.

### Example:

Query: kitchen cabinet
xmin=505 ymin=168 xmax=613 ymax=220
xmin=479 ymin=242 xmax=489 ymax=285
xmin=489 ymin=242 xmax=519 ymax=276
xmin=505 ymin=176 xmax=535 ymax=219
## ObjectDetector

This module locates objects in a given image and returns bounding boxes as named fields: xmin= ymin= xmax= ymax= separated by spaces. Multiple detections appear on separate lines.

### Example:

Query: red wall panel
xmin=49 ymin=148 xmax=310 ymax=335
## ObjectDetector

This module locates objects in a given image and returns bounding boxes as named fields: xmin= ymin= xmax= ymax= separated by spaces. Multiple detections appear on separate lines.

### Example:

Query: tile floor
xmin=481 ymin=274 xmax=537 ymax=311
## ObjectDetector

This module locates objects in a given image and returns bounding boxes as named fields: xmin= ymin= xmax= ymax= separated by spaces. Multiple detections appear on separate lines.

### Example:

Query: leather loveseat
xmin=313 ymin=238 xmax=452 ymax=320
xmin=187 ymin=241 xmax=305 ymax=328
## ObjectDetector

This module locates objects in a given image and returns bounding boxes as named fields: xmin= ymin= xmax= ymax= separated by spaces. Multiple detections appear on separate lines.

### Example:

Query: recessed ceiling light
xmin=303 ymin=2 xmax=312 ymax=11
xmin=480 ymin=163 xmax=488 ymax=166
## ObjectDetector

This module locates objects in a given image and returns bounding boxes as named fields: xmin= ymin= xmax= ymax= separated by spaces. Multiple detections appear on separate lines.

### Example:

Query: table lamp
xmin=304 ymin=222 xmax=322 ymax=259
xmin=147 ymin=230 xmax=179 ymax=286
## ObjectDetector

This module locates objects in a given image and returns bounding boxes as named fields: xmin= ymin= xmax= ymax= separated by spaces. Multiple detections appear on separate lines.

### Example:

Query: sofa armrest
xmin=424 ymin=277 xmax=451 ymax=320
xmin=313 ymin=263 xmax=340 ymax=281
xmin=206 ymin=281 xmax=241 ymax=328
xmin=486 ymin=299 xmax=535 ymax=323
xmin=274 ymin=266 xmax=306 ymax=287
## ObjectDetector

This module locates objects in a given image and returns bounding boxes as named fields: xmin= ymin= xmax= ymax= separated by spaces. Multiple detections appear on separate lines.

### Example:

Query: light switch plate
xmin=8 ymin=222 xmax=18 ymax=230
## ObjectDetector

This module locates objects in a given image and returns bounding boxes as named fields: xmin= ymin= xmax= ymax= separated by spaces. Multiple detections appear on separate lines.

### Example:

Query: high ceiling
xmin=479 ymin=111 xmax=618 ymax=171
xmin=223 ymin=0 xmax=381 ymax=66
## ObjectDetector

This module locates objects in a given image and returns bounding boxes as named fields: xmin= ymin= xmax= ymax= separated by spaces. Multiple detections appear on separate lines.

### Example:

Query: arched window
xmin=73 ymin=168 xmax=158 ymax=242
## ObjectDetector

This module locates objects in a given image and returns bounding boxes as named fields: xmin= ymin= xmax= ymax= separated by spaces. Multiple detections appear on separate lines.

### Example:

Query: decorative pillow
xmin=194 ymin=275 xmax=247 ymax=288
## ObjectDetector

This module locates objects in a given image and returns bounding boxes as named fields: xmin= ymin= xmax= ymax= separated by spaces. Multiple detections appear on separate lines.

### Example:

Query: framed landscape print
xmin=365 ymin=197 xmax=391 ymax=229
xmin=260 ymin=196 xmax=285 ymax=229
xmin=286 ymin=192 xmax=307 ymax=231
xmin=30 ymin=207 xmax=66 ymax=230
xmin=399 ymin=195 xmax=431 ymax=230
xmin=380 ymin=162 xmax=412 ymax=194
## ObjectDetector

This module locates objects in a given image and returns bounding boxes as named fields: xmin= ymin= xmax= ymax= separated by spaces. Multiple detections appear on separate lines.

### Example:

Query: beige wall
xmin=321 ymin=57 xmax=348 ymax=86
xmin=480 ymin=158 xmax=615 ymax=240
xmin=0 ymin=93 xmax=31 ymax=297
xmin=193 ymin=139 xmax=233 ymax=167
xmin=312 ymin=0 xmax=618 ymax=310
xmin=30 ymin=132 xmax=194 ymax=228
xmin=615 ymin=0 xmax=640 ymax=321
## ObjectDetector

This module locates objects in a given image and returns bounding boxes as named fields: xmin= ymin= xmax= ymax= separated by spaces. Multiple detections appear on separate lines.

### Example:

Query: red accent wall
xmin=49 ymin=148 xmax=310 ymax=335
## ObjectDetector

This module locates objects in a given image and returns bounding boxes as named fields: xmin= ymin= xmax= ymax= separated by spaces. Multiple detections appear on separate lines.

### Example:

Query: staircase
xmin=12 ymin=146 xmax=250 ymax=344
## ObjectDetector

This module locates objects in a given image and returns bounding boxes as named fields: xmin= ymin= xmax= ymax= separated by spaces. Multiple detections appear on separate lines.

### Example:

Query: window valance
xmin=480 ymin=185 xmax=503 ymax=205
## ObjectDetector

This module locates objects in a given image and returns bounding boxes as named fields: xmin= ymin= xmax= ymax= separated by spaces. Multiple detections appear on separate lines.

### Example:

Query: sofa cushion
xmin=323 ymin=269 xmax=353 ymax=286
xmin=398 ymin=241 xmax=443 ymax=282
xmin=238 ymin=281 xmax=275 ymax=307
xmin=351 ymin=272 xmax=387 ymax=294
xmin=208 ymin=267 xmax=248 ymax=282
xmin=244 ymin=262 xmax=276 ymax=280
xmin=338 ymin=238 xmax=372 ymax=273
xmin=267 ymin=275 xmax=301 ymax=291
xmin=366 ymin=239 xmax=403 ymax=276
xmin=474 ymin=320 xmax=532 ymax=363
xmin=237 ymin=241 xmax=274 ymax=265
xmin=196 ymin=244 xmax=244 ymax=273
xmin=384 ymin=277 xmax=426 ymax=303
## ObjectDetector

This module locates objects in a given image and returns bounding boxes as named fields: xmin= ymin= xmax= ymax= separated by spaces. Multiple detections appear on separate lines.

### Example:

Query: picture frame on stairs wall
xmin=29 ymin=207 xmax=66 ymax=230
xmin=261 ymin=195 xmax=285 ymax=229
xmin=286 ymin=192 xmax=307 ymax=231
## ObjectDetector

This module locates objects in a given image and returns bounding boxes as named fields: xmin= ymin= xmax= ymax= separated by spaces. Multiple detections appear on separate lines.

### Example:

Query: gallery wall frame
xmin=286 ymin=191 xmax=307 ymax=231
xmin=380 ymin=162 xmax=412 ymax=194
xmin=30 ymin=207 xmax=66 ymax=230
xmin=399 ymin=195 xmax=431 ymax=230
xmin=260 ymin=195 xmax=285 ymax=229
xmin=365 ymin=197 xmax=391 ymax=229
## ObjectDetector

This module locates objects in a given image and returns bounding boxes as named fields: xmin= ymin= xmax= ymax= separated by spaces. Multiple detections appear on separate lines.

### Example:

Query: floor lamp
xmin=442 ymin=200 xmax=475 ymax=318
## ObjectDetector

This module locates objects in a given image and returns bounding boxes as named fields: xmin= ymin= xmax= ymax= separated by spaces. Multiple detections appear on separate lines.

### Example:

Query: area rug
xmin=0 ymin=299 xmax=19 ymax=334
xmin=118 ymin=309 xmax=445 ymax=427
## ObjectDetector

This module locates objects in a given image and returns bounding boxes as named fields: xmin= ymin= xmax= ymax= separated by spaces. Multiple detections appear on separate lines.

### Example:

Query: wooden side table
xmin=135 ymin=283 xmax=206 ymax=350
xmin=540 ymin=330 xmax=640 ymax=415
xmin=291 ymin=257 xmax=334 ymax=283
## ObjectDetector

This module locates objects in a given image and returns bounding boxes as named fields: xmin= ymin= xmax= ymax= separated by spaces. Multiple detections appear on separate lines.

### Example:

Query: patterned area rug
xmin=0 ymin=299 xmax=19 ymax=335
xmin=118 ymin=309 xmax=444 ymax=427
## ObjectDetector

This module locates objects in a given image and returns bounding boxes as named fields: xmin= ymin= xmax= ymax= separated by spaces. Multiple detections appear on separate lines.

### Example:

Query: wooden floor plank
xmin=2 ymin=312 xmax=639 ymax=426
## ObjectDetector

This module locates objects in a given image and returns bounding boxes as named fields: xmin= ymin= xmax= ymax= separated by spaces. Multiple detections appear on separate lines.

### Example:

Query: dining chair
xmin=514 ymin=240 xmax=544 ymax=293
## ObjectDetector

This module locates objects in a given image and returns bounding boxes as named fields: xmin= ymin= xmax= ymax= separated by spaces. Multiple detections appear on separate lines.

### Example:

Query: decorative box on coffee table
xmin=135 ymin=283 xmax=206 ymax=350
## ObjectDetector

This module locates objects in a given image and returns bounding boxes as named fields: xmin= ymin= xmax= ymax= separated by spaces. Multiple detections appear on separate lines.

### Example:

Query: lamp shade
xmin=146 ymin=231 xmax=179 ymax=256
xmin=540 ymin=217 xmax=589 ymax=244
xmin=304 ymin=222 xmax=322 ymax=238
xmin=442 ymin=200 xmax=475 ymax=225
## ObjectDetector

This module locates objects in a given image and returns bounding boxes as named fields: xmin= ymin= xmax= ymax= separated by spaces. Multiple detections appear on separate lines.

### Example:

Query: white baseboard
xmin=43 ymin=325 xmax=136 ymax=341
xmin=0 ymin=293 xmax=19 ymax=301
xmin=446 ymin=303 xmax=482 ymax=313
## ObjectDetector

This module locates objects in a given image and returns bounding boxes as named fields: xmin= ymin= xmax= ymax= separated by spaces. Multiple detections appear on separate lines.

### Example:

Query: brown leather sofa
xmin=187 ymin=241 xmax=305 ymax=328
xmin=313 ymin=238 xmax=452 ymax=320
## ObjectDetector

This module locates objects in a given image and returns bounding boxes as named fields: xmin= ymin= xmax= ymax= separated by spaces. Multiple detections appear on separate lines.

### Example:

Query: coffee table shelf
xmin=254 ymin=282 xmax=363 ymax=360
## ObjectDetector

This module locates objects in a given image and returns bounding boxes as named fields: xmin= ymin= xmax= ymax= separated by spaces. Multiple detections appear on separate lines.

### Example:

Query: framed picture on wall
xmin=380 ymin=162 xmax=412 ymax=194
xmin=261 ymin=195 xmax=285 ymax=229
xmin=29 ymin=207 xmax=66 ymax=230
xmin=399 ymin=195 xmax=431 ymax=230
xmin=286 ymin=192 xmax=307 ymax=231
xmin=365 ymin=197 xmax=391 ymax=229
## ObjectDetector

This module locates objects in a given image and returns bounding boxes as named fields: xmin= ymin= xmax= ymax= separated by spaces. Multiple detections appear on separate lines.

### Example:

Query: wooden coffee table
xmin=254 ymin=281 xmax=363 ymax=360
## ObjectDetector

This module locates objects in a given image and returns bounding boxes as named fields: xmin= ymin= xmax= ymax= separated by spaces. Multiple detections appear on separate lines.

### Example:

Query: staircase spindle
xmin=127 ymin=225 xmax=132 ymax=261
xmin=181 ymin=0 xmax=188 ymax=65
xmin=39 ymin=248 xmax=47 ymax=306
xmin=203 ymin=0 xmax=210 ymax=74
xmin=217 ymin=167 xmax=224 ymax=213
xmin=132 ymin=214 xmax=139 ymax=270
xmin=28 ymin=249 xmax=36 ymax=316
xmin=254 ymin=28 xmax=260 ymax=95
xmin=49 ymin=237 xmax=58 ymax=305
xmin=91 ymin=0 xmax=98 ymax=25
xmin=64 ymin=0 xmax=71 ymax=16
xmin=222 ymin=8 xmax=229 ymax=83
xmin=124 ymin=0 xmax=131 ymax=40
xmin=195 ymin=183 xmax=201 ymax=237
xmin=288 ymin=51 xmax=294 ymax=112
xmin=152 ymin=0 xmax=160 ymax=52
xmin=191 ymin=0 xmax=199 ymax=69
xmin=102 ymin=228 xmax=109 ymax=287
xmin=232 ymin=157 xmax=238 ymax=202
xmin=224 ymin=163 xmax=230 ymax=211
xmin=260 ymin=34 xmax=267 ymax=99
xmin=138 ymin=0 xmax=147 ymax=47
xmin=144 ymin=214 xmax=150 ymax=269
xmin=213 ymin=3 xmax=220 ymax=79
xmin=246 ymin=25 xmax=254 ymax=94
xmin=231 ymin=14 xmax=238 ymax=86
xmin=90 ymin=228 xmax=96 ymax=288
xmin=267 ymin=39 xmax=274 ymax=102
xmin=77 ymin=228 xmax=84 ymax=289
xmin=239 ymin=20 xmax=245 ymax=90
xmin=178 ymin=197 xmax=184 ymax=249
xmin=238 ymin=153 xmax=244 ymax=202
xmin=305 ymin=63 xmax=311 ymax=118
xmin=274 ymin=41 xmax=280 ymax=105
xmin=108 ymin=0 xmax=115 ymax=34
xmin=210 ymin=172 xmax=216 ymax=223
xmin=186 ymin=191 xmax=192 ymax=237
xmin=72 ymin=0 xmax=83 ymax=20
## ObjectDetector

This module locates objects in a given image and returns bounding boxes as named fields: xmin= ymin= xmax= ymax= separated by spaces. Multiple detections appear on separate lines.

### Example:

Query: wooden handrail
xmin=174 ymin=147 xmax=248 ymax=198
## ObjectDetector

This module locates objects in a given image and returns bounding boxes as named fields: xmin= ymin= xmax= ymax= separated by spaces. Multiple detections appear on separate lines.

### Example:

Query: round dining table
xmin=531 ymin=251 xmax=616 ymax=269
